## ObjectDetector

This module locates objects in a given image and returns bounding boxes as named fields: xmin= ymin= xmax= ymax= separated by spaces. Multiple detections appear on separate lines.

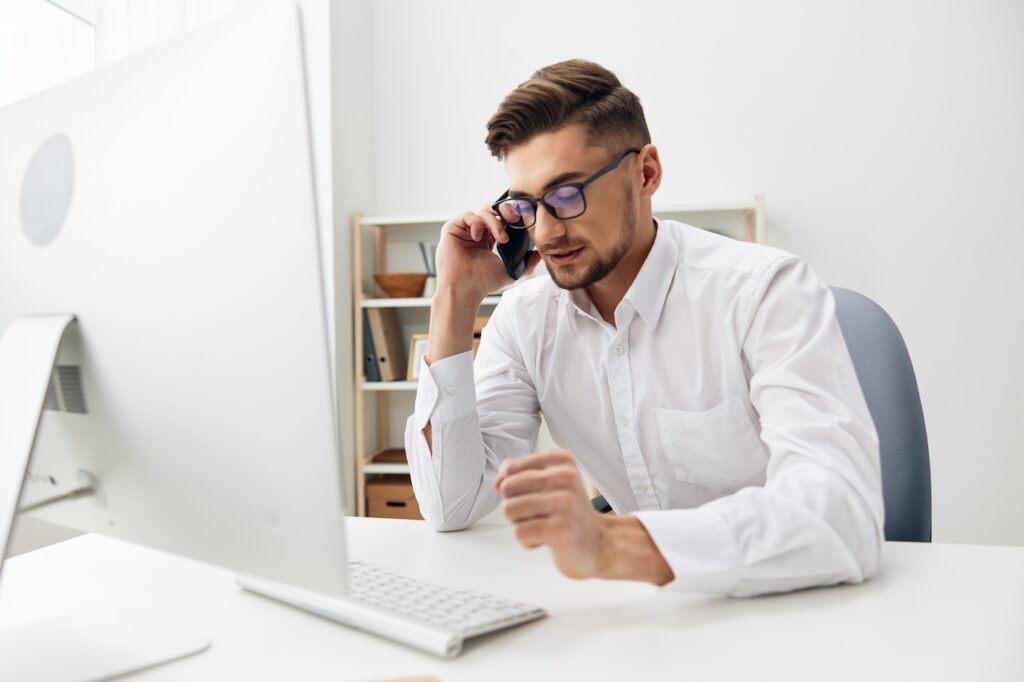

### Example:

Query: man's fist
xmin=494 ymin=449 xmax=609 ymax=580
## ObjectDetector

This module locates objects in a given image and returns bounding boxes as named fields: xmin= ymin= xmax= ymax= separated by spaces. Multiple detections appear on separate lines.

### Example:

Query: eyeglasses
xmin=492 ymin=148 xmax=641 ymax=230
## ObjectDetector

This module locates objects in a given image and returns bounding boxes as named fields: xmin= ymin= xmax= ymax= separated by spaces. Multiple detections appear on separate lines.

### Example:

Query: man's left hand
xmin=494 ymin=448 xmax=609 ymax=580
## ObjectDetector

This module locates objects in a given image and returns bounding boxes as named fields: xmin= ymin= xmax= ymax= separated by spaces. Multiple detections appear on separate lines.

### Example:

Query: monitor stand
xmin=0 ymin=315 xmax=210 ymax=681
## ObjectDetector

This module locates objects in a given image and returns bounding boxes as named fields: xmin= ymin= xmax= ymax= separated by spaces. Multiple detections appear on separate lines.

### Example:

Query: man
xmin=404 ymin=59 xmax=884 ymax=597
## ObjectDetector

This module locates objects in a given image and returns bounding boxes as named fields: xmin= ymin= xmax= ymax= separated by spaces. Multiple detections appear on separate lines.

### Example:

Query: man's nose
xmin=532 ymin=205 xmax=566 ymax=248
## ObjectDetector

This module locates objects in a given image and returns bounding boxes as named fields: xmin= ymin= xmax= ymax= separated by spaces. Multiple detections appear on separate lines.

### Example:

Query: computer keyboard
xmin=237 ymin=560 xmax=547 ymax=658
xmin=346 ymin=560 xmax=546 ymax=639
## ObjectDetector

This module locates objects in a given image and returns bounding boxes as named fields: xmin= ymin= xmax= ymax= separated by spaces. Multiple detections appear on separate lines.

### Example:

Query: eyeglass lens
xmin=497 ymin=185 xmax=586 ymax=228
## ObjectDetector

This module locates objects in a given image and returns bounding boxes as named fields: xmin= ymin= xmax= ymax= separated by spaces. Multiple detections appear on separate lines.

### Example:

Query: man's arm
xmin=417 ymin=207 xmax=540 ymax=452
xmin=632 ymin=255 xmax=884 ymax=596
xmin=404 ymin=208 xmax=543 ymax=530
xmin=419 ymin=283 xmax=481 ymax=451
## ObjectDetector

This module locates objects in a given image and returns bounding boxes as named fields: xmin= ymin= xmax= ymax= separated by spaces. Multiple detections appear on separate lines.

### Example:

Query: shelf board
xmin=655 ymin=201 xmax=756 ymax=213
xmin=361 ymin=295 xmax=502 ymax=308
xmin=363 ymin=463 xmax=411 ymax=475
xmin=360 ymin=213 xmax=449 ymax=226
xmin=361 ymin=381 xmax=417 ymax=391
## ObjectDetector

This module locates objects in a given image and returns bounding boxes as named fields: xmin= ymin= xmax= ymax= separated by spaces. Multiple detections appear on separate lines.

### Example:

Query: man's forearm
xmin=426 ymin=282 xmax=482 ymax=364
xmin=421 ymin=283 xmax=484 ymax=453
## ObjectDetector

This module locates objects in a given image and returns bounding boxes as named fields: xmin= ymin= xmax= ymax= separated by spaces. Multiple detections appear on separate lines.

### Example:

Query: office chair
xmin=591 ymin=286 xmax=932 ymax=543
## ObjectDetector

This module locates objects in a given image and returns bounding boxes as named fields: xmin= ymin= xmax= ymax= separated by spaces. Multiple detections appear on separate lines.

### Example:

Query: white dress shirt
xmin=404 ymin=219 xmax=885 ymax=597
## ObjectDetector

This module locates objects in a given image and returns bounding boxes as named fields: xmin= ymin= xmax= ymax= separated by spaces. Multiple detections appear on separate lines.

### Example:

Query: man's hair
xmin=485 ymin=59 xmax=651 ymax=160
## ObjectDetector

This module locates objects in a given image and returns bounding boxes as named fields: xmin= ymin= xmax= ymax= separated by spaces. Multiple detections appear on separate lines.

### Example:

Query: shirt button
xmin=619 ymin=416 xmax=630 ymax=428
xmin=614 ymin=345 xmax=624 ymax=355
xmin=444 ymin=386 xmax=456 ymax=395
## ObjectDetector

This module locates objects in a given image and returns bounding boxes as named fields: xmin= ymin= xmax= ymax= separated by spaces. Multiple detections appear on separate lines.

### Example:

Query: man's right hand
xmin=421 ymin=206 xmax=540 ymax=453
xmin=433 ymin=206 xmax=540 ymax=304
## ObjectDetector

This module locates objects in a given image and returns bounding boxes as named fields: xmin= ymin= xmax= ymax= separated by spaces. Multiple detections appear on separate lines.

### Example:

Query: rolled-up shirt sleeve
xmin=405 ymin=301 xmax=542 ymax=531
xmin=634 ymin=256 xmax=886 ymax=597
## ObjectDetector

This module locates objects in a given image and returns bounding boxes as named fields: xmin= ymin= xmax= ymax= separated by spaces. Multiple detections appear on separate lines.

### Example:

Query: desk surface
xmin=2 ymin=518 xmax=1023 ymax=681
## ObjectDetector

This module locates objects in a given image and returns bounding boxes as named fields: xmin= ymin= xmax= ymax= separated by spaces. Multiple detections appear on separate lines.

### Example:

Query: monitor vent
xmin=43 ymin=365 xmax=88 ymax=414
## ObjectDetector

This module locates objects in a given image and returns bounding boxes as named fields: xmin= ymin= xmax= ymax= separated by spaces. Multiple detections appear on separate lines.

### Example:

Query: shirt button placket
xmin=607 ymin=334 xmax=657 ymax=510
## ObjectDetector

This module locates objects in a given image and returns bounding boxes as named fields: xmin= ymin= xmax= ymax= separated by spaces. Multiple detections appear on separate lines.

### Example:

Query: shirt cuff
xmin=633 ymin=503 xmax=742 ymax=595
xmin=413 ymin=350 xmax=476 ymax=429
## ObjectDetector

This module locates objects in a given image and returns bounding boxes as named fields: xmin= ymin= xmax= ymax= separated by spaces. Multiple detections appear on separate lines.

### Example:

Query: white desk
xmin=2 ymin=517 xmax=1022 ymax=681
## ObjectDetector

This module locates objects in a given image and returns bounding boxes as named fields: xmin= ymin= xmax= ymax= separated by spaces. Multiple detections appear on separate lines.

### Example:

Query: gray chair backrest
xmin=831 ymin=287 xmax=931 ymax=542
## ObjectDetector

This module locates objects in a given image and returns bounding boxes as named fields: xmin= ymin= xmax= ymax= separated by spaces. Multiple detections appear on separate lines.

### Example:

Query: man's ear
xmin=638 ymin=144 xmax=662 ymax=198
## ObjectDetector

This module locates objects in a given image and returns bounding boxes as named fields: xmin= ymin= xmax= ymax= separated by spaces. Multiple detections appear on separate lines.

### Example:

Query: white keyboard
xmin=346 ymin=560 xmax=545 ymax=637
xmin=237 ymin=561 xmax=546 ymax=658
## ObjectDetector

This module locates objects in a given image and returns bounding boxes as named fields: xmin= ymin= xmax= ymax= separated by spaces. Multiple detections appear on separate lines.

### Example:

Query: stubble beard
xmin=546 ymin=189 xmax=637 ymax=291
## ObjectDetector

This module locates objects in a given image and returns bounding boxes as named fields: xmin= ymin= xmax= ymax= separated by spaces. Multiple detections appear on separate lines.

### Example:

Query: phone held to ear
xmin=491 ymin=193 xmax=535 ymax=280
xmin=496 ymin=225 xmax=534 ymax=280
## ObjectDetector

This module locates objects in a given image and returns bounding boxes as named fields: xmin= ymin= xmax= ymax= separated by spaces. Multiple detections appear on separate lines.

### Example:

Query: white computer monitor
xmin=0 ymin=4 xmax=349 ymax=675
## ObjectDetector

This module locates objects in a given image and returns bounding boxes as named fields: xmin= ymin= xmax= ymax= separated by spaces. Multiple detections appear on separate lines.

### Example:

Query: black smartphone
xmin=492 ymin=192 xmax=535 ymax=280
xmin=496 ymin=225 xmax=534 ymax=280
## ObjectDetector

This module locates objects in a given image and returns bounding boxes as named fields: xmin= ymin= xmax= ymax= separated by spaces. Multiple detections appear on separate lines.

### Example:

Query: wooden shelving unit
xmin=351 ymin=194 xmax=765 ymax=515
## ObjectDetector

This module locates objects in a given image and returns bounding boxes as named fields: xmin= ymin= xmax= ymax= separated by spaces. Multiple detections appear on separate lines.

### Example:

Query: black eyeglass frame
xmin=491 ymin=147 xmax=642 ymax=230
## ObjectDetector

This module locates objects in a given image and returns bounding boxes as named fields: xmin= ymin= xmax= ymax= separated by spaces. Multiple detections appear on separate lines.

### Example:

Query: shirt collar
xmin=559 ymin=218 xmax=679 ymax=332
xmin=624 ymin=218 xmax=677 ymax=329
xmin=563 ymin=285 xmax=600 ymax=333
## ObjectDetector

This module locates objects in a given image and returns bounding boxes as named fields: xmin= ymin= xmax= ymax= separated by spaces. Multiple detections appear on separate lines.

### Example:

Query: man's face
xmin=504 ymin=124 xmax=640 ymax=290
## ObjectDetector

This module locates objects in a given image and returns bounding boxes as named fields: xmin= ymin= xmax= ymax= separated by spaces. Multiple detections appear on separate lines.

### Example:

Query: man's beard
xmin=546 ymin=189 xmax=637 ymax=291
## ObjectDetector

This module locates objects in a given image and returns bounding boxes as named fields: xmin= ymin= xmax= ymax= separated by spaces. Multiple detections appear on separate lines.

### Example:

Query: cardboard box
xmin=366 ymin=475 xmax=422 ymax=520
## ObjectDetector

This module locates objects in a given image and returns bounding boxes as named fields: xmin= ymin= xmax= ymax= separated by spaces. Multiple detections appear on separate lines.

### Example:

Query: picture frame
xmin=406 ymin=334 xmax=429 ymax=382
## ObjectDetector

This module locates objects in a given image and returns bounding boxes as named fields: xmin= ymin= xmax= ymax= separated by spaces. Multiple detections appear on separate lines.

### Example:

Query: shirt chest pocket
xmin=656 ymin=396 xmax=768 ymax=489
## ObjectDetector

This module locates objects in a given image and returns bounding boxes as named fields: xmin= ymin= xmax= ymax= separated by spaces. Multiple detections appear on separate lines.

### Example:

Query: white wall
xmin=368 ymin=0 xmax=1024 ymax=545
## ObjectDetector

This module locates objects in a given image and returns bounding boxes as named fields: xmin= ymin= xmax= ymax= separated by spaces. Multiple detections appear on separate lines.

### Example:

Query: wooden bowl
xmin=374 ymin=272 xmax=428 ymax=298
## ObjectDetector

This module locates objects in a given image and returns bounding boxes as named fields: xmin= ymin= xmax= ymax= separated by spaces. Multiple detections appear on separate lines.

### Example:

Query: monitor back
xmin=0 ymin=2 xmax=348 ymax=596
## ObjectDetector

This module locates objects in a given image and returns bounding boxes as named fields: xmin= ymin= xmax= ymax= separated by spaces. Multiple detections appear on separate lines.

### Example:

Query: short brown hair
xmin=485 ymin=59 xmax=651 ymax=160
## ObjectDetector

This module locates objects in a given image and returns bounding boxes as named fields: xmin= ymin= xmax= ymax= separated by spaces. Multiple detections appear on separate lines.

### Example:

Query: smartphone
xmin=496 ymin=225 xmax=534 ymax=280
xmin=492 ymin=192 xmax=535 ymax=280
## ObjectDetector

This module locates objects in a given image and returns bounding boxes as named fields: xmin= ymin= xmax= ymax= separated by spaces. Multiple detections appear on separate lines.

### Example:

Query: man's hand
xmin=432 ymin=206 xmax=541 ymax=310
xmin=424 ymin=206 xmax=541 ymax=368
xmin=420 ymin=206 xmax=542 ymax=455
xmin=494 ymin=449 xmax=675 ymax=585
xmin=494 ymin=449 xmax=606 ymax=579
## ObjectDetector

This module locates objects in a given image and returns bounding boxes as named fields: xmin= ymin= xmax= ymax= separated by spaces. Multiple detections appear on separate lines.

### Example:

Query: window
xmin=0 ymin=0 xmax=96 ymax=109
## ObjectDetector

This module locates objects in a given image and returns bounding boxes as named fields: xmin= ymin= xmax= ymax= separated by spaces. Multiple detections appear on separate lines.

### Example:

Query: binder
xmin=362 ymin=309 xmax=380 ymax=382
xmin=365 ymin=307 xmax=405 ymax=381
